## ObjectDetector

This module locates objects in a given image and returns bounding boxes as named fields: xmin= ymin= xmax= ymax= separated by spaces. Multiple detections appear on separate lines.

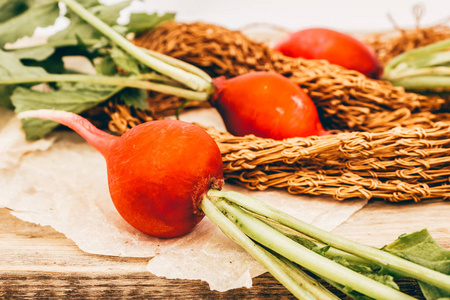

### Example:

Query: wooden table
xmin=1 ymin=199 xmax=448 ymax=299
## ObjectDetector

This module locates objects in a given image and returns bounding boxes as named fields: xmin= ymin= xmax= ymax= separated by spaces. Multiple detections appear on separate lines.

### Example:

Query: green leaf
xmin=1 ymin=41 xmax=97 ymax=79
xmin=0 ymin=85 xmax=16 ymax=109
xmin=51 ymin=0 xmax=131 ymax=41
xmin=0 ymin=49 xmax=49 ymax=79
xmin=0 ymin=49 xmax=51 ymax=107
xmin=268 ymin=221 xmax=400 ymax=298
xmin=117 ymin=87 xmax=148 ymax=109
xmin=110 ymin=46 xmax=141 ymax=75
xmin=20 ymin=52 xmax=65 ymax=76
xmin=383 ymin=229 xmax=450 ymax=300
xmin=0 ymin=0 xmax=60 ymax=47
xmin=325 ymin=254 xmax=399 ymax=300
xmin=9 ymin=44 xmax=55 ymax=61
xmin=11 ymin=83 xmax=122 ymax=139
xmin=96 ymin=56 xmax=118 ymax=76
xmin=50 ymin=21 xmax=99 ymax=41
xmin=0 ymin=47 xmax=54 ymax=109
xmin=0 ymin=0 xmax=29 ymax=23
xmin=127 ymin=12 xmax=176 ymax=34
xmin=89 ymin=0 xmax=131 ymax=26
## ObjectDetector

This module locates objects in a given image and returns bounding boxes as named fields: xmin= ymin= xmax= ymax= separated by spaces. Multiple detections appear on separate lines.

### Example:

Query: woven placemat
xmin=89 ymin=21 xmax=450 ymax=202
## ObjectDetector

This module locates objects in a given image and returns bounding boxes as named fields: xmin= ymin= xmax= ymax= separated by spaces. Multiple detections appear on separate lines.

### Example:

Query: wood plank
xmin=0 ymin=208 xmax=295 ymax=299
xmin=332 ymin=199 xmax=450 ymax=249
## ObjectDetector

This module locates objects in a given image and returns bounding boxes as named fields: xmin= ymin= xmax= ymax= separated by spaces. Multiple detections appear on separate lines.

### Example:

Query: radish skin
xmin=274 ymin=28 xmax=382 ymax=79
xmin=18 ymin=109 xmax=224 ymax=238
xmin=210 ymin=72 xmax=328 ymax=140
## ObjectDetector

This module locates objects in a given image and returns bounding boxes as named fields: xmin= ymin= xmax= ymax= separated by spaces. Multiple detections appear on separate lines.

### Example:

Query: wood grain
xmin=1 ymin=198 xmax=448 ymax=299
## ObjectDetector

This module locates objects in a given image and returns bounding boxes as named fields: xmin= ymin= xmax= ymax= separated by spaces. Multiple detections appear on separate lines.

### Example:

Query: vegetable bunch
xmin=4 ymin=1 xmax=450 ymax=299
xmin=20 ymin=109 xmax=450 ymax=300
xmin=1 ymin=0 xmax=326 ymax=141
xmin=383 ymin=38 xmax=450 ymax=93
xmin=0 ymin=0 xmax=213 ymax=139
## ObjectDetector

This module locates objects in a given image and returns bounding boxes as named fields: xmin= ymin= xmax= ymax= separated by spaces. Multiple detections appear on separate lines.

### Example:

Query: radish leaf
xmin=12 ymin=83 xmax=121 ymax=139
xmin=1 ymin=0 xmax=206 ymax=139
xmin=0 ymin=0 xmax=29 ymax=22
xmin=382 ymin=229 xmax=450 ymax=300
xmin=110 ymin=46 xmax=141 ymax=75
xmin=117 ymin=87 xmax=148 ymax=110
xmin=50 ymin=0 xmax=131 ymax=41
xmin=127 ymin=12 xmax=176 ymax=34
xmin=0 ymin=0 xmax=60 ymax=47
xmin=0 ymin=49 xmax=50 ymax=79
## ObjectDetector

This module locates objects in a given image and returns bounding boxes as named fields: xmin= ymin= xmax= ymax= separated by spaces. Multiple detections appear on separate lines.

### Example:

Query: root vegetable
xmin=18 ymin=109 xmax=223 ymax=238
xmin=210 ymin=72 xmax=328 ymax=140
xmin=273 ymin=27 xmax=382 ymax=79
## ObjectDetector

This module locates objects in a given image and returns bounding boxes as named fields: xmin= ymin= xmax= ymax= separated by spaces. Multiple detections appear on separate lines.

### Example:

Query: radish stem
xmin=388 ymin=75 xmax=450 ymax=92
xmin=384 ymin=38 xmax=450 ymax=76
xmin=200 ymin=196 xmax=329 ymax=300
xmin=271 ymin=254 xmax=341 ymax=300
xmin=60 ymin=0 xmax=212 ymax=93
xmin=1 ymin=74 xmax=210 ymax=101
xmin=209 ymin=190 xmax=450 ymax=292
xmin=18 ymin=109 xmax=115 ymax=154
xmin=211 ymin=198 xmax=414 ymax=300
xmin=142 ymin=49 xmax=212 ymax=84
xmin=383 ymin=38 xmax=450 ymax=91
xmin=9 ymin=39 xmax=212 ymax=86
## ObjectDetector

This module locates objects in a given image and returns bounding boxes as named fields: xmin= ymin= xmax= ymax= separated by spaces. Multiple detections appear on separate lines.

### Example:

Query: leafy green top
xmin=0 ymin=0 xmax=208 ymax=139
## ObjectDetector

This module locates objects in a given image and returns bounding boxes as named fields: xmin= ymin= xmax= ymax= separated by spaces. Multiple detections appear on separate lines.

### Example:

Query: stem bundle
xmin=59 ymin=0 xmax=213 ymax=100
xmin=383 ymin=38 xmax=450 ymax=91
xmin=202 ymin=190 xmax=450 ymax=299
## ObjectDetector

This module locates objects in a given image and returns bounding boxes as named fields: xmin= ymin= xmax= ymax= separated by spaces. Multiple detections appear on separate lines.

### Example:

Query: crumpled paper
xmin=0 ymin=106 xmax=368 ymax=291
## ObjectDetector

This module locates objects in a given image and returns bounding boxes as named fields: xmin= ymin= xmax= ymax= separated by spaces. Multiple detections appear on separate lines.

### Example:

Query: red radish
xmin=273 ymin=28 xmax=382 ymax=78
xmin=18 ymin=110 xmax=224 ymax=238
xmin=210 ymin=71 xmax=328 ymax=140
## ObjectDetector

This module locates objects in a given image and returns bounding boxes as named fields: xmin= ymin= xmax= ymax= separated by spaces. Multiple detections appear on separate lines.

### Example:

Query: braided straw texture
xmin=98 ymin=21 xmax=450 ymax=202
xmin=133 ymin=21 xmax=449 ymax=132
xmin=364 ymin=5 xmax=450 ymax=65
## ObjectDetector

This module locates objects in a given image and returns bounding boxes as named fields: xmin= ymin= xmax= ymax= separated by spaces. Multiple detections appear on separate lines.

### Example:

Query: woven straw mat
xmin=93 ymin=21 xmax=450 ymax=202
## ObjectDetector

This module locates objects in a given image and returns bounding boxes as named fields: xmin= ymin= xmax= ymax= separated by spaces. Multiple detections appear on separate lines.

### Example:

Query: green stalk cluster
xmin=201 ymin=190 xmax=450 ymax=300
xmin=59 ymin=0 xmax=213 ymax=100
xmin=383 ymin=38 xmax=450 ymax=92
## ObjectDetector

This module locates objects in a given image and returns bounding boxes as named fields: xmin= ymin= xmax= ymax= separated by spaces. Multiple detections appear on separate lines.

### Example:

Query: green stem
xmin=213 ymin=198 xmax=414 ymax=300
xmin=60 ymin=0 xmax=212 ymax=92
xmin=142 ymin=49 xmax=212 ymax=84
xmin=386 ymin=66 xmax=450 ymax=81
xmin=389 ymin=75 xmax=450 ymax=92
xmin=273 ymin=254 xmax=341 ymax=300
xmin=265 ymin=217 xmax=380 ymax=270
xmin=200 ymin=196 xmax=333 ymax=300
xmin=383 ymin=38 xmax=450 ymax=92
xmin=1 ymin=74 xmax=209 ymax=101
xmin=9 ymin=38 xmax=212 ymax=86
xmin=210 ymin=190 xmax=450 ymax=292
xmin=384 ymin=38 xmax=450 ymax=76
xmin=5 ymin=38 xmax=99 ymax=50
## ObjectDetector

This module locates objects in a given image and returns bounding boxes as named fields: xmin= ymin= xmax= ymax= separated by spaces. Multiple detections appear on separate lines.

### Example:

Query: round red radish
xmin=210 ymin=71 xmax=327 ymax=140
xmin=18 ymin=110 xmax=224 ymax=238
xmin=273 ymin=27 xmax=382 ymax=78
